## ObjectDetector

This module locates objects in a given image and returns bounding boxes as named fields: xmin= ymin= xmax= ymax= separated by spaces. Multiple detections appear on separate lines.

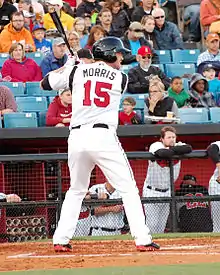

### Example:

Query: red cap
xmin=137 ymin=46 xmax=152 ymax=56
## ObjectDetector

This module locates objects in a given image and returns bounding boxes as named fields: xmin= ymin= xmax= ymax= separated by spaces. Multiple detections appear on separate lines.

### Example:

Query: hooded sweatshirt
xmin=46 ymin=95 xmax=72 ymax=127
xmin=188 ymin=73 xmax=216 ymax=108
xmin=1 ymin=57 xmax=42 ymax=82
xmin=0 ymin=23 xmax=36 ymax=53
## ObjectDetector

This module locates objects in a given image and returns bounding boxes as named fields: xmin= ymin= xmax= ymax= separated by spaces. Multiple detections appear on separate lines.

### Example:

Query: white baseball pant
xmin=209 ymin=176 xmax=220 ymax=232
xmin=53 ymin=125 xmax=152 ymax=246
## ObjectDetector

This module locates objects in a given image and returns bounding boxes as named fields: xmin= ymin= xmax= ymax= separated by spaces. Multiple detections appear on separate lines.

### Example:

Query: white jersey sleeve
xmin=149 ymin=142 xmax=165 ymax=154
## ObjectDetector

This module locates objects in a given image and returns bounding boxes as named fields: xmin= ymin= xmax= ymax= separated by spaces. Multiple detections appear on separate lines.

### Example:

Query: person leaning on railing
xmin=0 ymin=193 xmax=21 ymax=202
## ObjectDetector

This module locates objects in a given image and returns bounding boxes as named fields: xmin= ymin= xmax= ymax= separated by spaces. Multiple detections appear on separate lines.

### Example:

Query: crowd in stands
xmin=0 ymin=0 xmax=219 ymax=127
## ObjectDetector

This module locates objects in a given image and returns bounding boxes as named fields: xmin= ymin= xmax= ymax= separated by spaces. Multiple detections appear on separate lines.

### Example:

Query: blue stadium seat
xmin=120 ymin=62 xmax=138 ymax=74
xmin=0 ymin=118 xmax=2 ymax=128
xmin=38 ymin=111 xmax=47 ymax=127
xmin=3 ymin=113 xmax=38 ymax=128
xmin=171 ymin=49 xmax=200 ymax=64
xmin=154 ymin=50 xmax=172 ymax=64
xmin=48 ymin=96 xmax=55 ymax=105
xmin=210 ymin=108 xmax=220 ymax=123
xmin=178 ymin=108 xmax=210 ymax=124
xmin=26 ymin=52 xmax=44 ymax=65
xmin=1 ymin=82 xmax=25 ymax=96
xmin=153 ymin=64 xmax=164 ymax=72
xmin=182 ymin=78 xmax=190 ymax=91
xmin=26 ymin=82 xmax=58 ymax=97
xmin=165 ymin=64 xmax=196 ymax=78
xmin=0 ymin=53 xmax=9 ymax=68
xmin=16 ymin=96 xmax=48 ymax=112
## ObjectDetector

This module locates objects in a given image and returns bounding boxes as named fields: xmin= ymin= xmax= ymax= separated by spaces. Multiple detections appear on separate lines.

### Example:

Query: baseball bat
xmin=49 ymin=9 xmax=74 ymax=56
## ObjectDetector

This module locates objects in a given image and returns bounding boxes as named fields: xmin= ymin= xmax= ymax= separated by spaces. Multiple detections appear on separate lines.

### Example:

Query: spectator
xmin=43 ymin=0 xmax=74 ymax=32
xmin=98 ymin=8 xmax=116 ymax=36
xmin=144 ymin=78 xmax=178 ymax=123
xmin=0 ymin=192 xmax=21 ymax=202
xmin=168 ymin=77 xmax=189 ymax=108
xmin=187 ymin=73 xmax=216 ymax=108
xmin=67 ymin=31 xmax=81 ymax=54
xmin=0 ymin=85 xmax=17 ymax=116
xmin=73 ymin=17 xmax=89 ymax=48
xmin=143 ymin=126 xmax=192 ymax=233
xmin=197 ymin=33 xmax=220 ymax=69
xmin=14 ymin=0 xmax=44 ymax=17
xmin=119 ymin=96 xmax=142 ymax=125
xmin=0 ymin=11 xmax=36 ymax=53
xmin=141 ymin=15 xmax=158 ymax=49
xmin=1 ymin=42 xmax=42 ymax=82
xmin=85 ymin=25 xmax=105 ymax=51
xmin=152 ymin=8 xmax=184 ymax=50
xmin=200 ymin=0 xmax=220 ymax=33
xmin=17 ymin=0 xmax=36 ymax=32
xmin=0 ymin=0 xmax=17 ymax=33
xmin=131 ymin=0 xmax=157 ymax=22
xmin=104 ymin=0 xmax=131 ymax=38
xmin=127 ymin=46 xmax=170 ymax=94
xmin=82 ymin=13 xmax=92 ymax=32
xmin=121 ymin=21 xmax=156 ymax=64
xmin=76 ymin=0 xmax=102 ymax=18
xmin=40 ymin=37 xmax=68 ymax=77
xmin=202 ymin=64 xmax=220 ymax=105
xmin=46 ymin=88 xmax=72 ymax=127
xmin=89 ymin=182 xmax=124 ymax=236
xmin=77 ymin=48 xmax=94 ymax=64
xmin=32 ymin=24 xmax=52 ymax=55
xmin=175 ymin=174 xmax=213 ymax=233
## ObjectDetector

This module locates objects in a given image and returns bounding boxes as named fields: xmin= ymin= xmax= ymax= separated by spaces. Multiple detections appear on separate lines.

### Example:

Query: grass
xmin=2 ymin=263 xmax=220 ymax=275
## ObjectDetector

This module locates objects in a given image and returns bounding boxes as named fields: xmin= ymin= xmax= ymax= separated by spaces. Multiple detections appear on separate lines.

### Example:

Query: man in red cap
xmin=127 ymin=45 xmax=170 ymax=94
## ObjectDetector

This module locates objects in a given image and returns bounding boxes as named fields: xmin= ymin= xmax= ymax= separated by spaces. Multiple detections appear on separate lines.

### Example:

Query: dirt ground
xmin=0 ymin=238 xmax=220 ymax=272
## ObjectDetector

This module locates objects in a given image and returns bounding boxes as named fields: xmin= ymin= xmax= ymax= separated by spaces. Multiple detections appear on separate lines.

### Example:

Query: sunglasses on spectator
xmin=132 ymin=29 xmax=143 ymax=32
xmin=154 ymin=15 xmax=165 ymax=19
xmin=141 ymin=55 xmax=152 ymax=59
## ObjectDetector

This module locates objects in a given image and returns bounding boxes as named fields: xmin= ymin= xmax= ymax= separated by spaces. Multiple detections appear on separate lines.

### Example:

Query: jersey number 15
xmin=83 ymin=80 xmax=112 ymax=107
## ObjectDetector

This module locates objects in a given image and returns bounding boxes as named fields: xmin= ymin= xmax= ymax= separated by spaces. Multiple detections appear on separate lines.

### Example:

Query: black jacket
xmin=76 ymin=1 xmax=102 ymax=17
xmin=120 ymin=34 xmax=158 ymax=64
xmin=0 ymin=2 xmax=17 ymax=31
xmin=111 ymin=9 xmax=131 ymax=37
xmin=131 ymin=6 xmax=153 ymax=22
xmin=127 ymin=65 xmax=170 ymax=94
xmin=143 ymin=30 xmax=159 ymax=50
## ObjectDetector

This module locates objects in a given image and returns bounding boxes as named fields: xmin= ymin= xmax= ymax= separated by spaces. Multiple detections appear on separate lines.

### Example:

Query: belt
xmin=147 ymin=185 xmax=169 ymax=193
xmin=92 ymin=227 xmax=121 ymax=232
xmin=71 ymin=123 xmax=109 ymax=130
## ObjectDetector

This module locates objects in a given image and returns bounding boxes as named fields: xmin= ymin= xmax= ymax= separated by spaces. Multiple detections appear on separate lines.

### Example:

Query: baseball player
xmin=40 ymin=36 xmax=159 ymax=252
xmin=143 ymin=126 xmax=192 ymax=234
xmin=89 ymin=182 xmax=124 ymax=236
xmin=207 ymin=141 xmax=220 ymax=232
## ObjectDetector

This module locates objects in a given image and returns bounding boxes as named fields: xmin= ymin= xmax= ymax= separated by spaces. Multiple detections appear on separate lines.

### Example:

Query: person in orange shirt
xmin=200 ymin=0 xmax=220 ymax=32
xmin=0 ymin=11 xmax=36 ymax=53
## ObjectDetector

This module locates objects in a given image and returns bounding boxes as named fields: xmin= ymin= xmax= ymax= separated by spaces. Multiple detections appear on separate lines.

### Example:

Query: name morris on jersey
xmin=83 ymin=68 xmax=116 ymax=81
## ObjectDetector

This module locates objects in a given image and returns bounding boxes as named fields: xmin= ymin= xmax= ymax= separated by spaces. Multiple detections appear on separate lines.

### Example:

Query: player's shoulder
xmin=149 ymin=141 xmax=164 ymax=153
xmin=211 ymin=141 xmax=220 ymax=148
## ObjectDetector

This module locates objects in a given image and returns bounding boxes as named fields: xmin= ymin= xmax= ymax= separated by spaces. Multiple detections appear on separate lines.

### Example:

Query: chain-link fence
xmin=0 ymin=152 xmax=220 ymax=243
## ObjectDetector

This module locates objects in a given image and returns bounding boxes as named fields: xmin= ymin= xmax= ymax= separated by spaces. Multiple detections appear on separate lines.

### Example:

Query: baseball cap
xmin=46 ymin=0 xmax=63 ymax=7
xmin=203 ymin=63 xmax=216 ymax=72
xmin=32 ymin=24 xmax=46 ymax=32
xmin=129 ymin=22 xmax=143 ymax=38
xmin=137 ymin=46 xmax=152 ymax=56
xmin=59 ymin=88 xmax=70 ymax=95
xmin=183 ymin=174 xmax=197 ymax=182
xmin=52 ymin=37 xmax=65 ymax=46
xmin=206 ymin=33 xmax=220 ymax=42
xmin=77 ymin=49 xmax=93 ymax=60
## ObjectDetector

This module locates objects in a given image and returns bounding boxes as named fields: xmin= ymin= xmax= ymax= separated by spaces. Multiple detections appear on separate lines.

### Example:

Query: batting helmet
xmin=92 ymin=36 xmax=130 ymax=63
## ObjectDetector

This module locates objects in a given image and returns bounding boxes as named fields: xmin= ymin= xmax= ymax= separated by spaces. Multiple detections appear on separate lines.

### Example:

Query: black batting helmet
xmin=92 ymin=36 xmax=130 ymax=63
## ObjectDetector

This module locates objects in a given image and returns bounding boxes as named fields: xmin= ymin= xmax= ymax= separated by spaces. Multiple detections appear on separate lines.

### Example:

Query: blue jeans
xmin=184 ymin=4 xmax=201 ymax=41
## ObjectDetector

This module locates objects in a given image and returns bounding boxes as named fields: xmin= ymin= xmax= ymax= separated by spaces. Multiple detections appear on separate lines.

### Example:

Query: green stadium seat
xmin=1 ymin=82 xmax=25 ymax=96
xmin=165 ymin=64 xmax=196 ymax=78
xmin=26 ymin=82 xmax=58 ymax=97
xmin=179 ymin=108 xmax=210 ymax=124
xmin=171 ymin=49 xmax=200 ymax=64
xmin=3 ymin=112 xmax=38 ymax=128
xmin=16 ymin=96 xmax=48 ymax=112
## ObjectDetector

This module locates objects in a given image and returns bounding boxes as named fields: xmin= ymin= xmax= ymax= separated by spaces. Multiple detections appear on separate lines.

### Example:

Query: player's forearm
xmin=94 ymin=205 xmax=121 ymax=216
xmin=154 ymin=149 xmax=175 ymax=158
xmin=207 ymin=144 xmax=220 ymax=164
xmin=171 ymin=144 xmax=192 ymax=155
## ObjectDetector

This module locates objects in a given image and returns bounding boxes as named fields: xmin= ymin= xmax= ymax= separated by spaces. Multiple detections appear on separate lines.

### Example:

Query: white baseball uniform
xmin=73 ymin=205 xmax=91 ymax=237
xmin=208 ymin=141 xmax=220 ymax=232
xmin=143 ymin=141 xmax=181 ymax=233
xmin=46 ymin=61 xmax=152 ymax=246
xmin=89 ymin=183 xmax=124 ymax=236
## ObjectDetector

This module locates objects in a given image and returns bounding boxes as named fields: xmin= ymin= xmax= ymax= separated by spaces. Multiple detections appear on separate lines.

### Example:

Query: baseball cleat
xmin=136 ymin=242 xmax=160 ymax=252
xmin=54 ymin=243 xmax=72 ymax=252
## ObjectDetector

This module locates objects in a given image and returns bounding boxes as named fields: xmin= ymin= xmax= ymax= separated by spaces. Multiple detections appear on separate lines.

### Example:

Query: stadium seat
xmin=0 ymin=53 xmax=9 ymax=68
xmin=38 ymin=111 xmax=47 ymax=127
xmin=171 ymin=49 xmax=200 ymax=64
xmin=154 ymin=50 xmax=172 ymax=64
xmin=16 ymin=96 xmax=48 ymax=112
xmin=0 ymin=82 xmax=25 ymax=96
xmin=178 ymin=108 xmax=209 ymax=123
xmin=154 ymin=64 xmax=164 ymax=72
xmin=165 ymin=64 xmax=196 ymax=78
xmin=210 ymin=108 xmax=220 ymax=123
xmin=182 ymin=78 xmax=190 ymax=91
xmin=3 ymin=113 xmax=38 ymax=128
xmin=26 ymin=52 xmax=44 ymax=65
xmin=120 ymin=62 xmax=138 ymax=74
xmin=26 ymin=82 xmax=58 ymax=97
xmin=48 ymin=96 xmax=55 ymax=105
